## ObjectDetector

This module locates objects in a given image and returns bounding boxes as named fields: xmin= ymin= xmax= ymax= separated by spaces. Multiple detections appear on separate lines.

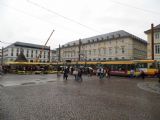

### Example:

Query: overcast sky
xmin=0 ymin=0 xmax=160 ymax=49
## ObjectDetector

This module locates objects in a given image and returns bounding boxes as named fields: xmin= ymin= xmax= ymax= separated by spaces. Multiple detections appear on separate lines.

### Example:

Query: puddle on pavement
xmin=21 ymin=82 xmax=36 ymax=85
xmin=0 ymin=77 xmax=62 ymax=87
xmin=47 ymin=81 xmax=56 ymax=82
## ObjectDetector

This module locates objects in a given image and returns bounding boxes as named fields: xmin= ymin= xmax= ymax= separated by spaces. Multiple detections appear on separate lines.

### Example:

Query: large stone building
xmin=145 ymin=24 xmax=160 ymax=60
xmin=60 ymin=30 xmax=147 ymax=61
xmin=3 ymin=42 xmax=51 ymax=63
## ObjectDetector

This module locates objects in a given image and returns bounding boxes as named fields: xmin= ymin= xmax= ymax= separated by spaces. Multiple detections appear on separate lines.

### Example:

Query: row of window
xmin=66 ymin=57 xmax=126 ymax=61
xmin=82 ymin=40 xmax=124 ymax=49
xmin=90 ymin=57 xmax=125 ymax=61
xmin=64 ymin=40 xmax=125 ymax=51
xmin=10 ymin=48 xmax=50 ymax=58
xmin=63 ymin=47 xmax=125 ymax=57
xmin=10 ymin=53 xmax=50 ymax=59
xmin=155 ymin=45 xmax=160 ymax=54
xmin=155 ymin=33 xmax=160 ymax=40
xmin=133 ymin=48 xmax=146 ymax=55
xmin=11 ymin=48 xmax=49 ymax=54
xmin=62 ymin=39 xmax=124 ymax=48
xmin=7 ymin=58 xmax=49 ymax=63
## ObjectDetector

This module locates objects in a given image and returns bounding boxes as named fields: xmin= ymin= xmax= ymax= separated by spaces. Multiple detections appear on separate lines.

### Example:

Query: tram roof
xmin=133 ymin=60 xmax=156 ymax=63
xmin=100 ymin=61 xmax=134 ymax=64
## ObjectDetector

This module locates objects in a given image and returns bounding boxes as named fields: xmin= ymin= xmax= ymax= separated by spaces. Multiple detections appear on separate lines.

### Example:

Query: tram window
xmin=113 ymin=65 xmax=116 ymax=70
xmin=109 ymin=64 xmax=128 ymax=71
xmin=127 ymin=65 xmax=135 ymax=70
xmin=110 ymin=65 xmax=125 ymax=71
xmin=149 ymin=65 xmax=153 ymax=68
xmin=157 ymin=62 xmax=160 ymax=69
xmin=136 ymin=63 xmax=147 ymax=68
xmin=122 ymin=65 xmax=125 ymax=70
xmin=119 ymin=65 xmax=125 ymax=71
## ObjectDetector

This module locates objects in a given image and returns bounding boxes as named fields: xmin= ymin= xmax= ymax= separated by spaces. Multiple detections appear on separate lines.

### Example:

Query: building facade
xmin=3 ymin=42 xmax=50 ymax=63
xmin=60 ymin=30 xmax=147 ymax=61
xmin=145 ymin=24 xmax=160 ymax=60
xmin=50 ymin=50 xmax=58 ymax=62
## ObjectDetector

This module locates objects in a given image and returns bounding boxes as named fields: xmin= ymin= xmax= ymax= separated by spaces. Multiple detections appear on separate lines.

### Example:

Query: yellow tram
xmin=4 ymin=60 xmax=158 ymax=76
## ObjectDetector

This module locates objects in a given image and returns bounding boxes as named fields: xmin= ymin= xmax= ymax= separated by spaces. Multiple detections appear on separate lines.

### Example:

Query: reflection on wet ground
xmin=0 ymin=74 xmax=63 ymax=86
xmin=137 ymin=82 xmax=160 ymax=94
xmin=0 ymin=74 xmax=160 ymax=120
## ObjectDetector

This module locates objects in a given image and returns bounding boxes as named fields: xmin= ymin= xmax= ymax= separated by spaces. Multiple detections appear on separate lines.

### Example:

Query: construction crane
xmin=35 ymin=29 xmax=55 ymax=62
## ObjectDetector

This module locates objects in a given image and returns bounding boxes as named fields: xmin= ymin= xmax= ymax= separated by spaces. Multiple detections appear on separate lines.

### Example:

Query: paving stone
xmin=137 ymin=82 xmax=160 ymax=94
xmin=0 ymin=74 xmax=160 ymax=120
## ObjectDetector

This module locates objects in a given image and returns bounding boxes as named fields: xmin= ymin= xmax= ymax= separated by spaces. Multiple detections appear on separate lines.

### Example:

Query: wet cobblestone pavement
xmin=137 ymin=82 xmax=160 ymax=94
xmin=0 ymin=74 xmax=160 ymax=120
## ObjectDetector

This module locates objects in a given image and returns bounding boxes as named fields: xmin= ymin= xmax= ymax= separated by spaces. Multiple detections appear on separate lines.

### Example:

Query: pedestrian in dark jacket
xmin=63 ymin=68 xmax=68 ymax=80
xmin=157 ymin=69 xmax=160 ymax=83
xmin=78 ymin=69 xmax=83 ymax=81
xmin=140 ymin=70 xmax=145 ymax=79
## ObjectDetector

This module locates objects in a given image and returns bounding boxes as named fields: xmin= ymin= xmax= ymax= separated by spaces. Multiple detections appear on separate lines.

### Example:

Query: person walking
xmin=89 ymin=68 xmax=93 ymax=77
xmin=86 ymin=67 xmax=90 ymax=77
xmin=130 ymin=68 xmax=135 ymax=78
xmin=157 ymin=69 xmax=160 ymax=83
xmin=73 ymin=68 xmax=78 ymax=80
xmin=78 ymin=68 xmax=83 ymax=81
xmin=106 ymin=67 xmax=111 ymax=80
xmin=63 ymin=68 xmax=69 ymax=80
xmin=140 ymin=70 xmax=145 ymax=79
xmin=0 ymin=65 xmax=3 ymax=76
xmin=97 ymin=68 xmax=100 ymax=77
xmin=99 ymin=68 xmax=104 ymax=80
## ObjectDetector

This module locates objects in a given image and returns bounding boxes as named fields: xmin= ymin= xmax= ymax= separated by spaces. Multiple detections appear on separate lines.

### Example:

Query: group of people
xmin=56 ymin=67 xmax=160 ymax=82
xmin=62 ymin=67 xmax=83 ymax=81
xmin=72 ymin=68 xmax=83 ymax=81
xmin=62 ymin=66 xmax=112 ymax=81
xmin=0 ymin=65 xmax=10 ymax=74
xmin=63 ymin=66 xmax=111 ymax=81
xmin=62 ymin=66 xmax=111 ymax=81
xmin=96 ymin=67 xmax=111 ymax=80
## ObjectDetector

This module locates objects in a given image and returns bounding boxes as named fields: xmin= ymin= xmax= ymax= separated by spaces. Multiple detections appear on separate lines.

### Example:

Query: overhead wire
xmin=1 ymin=0 xmax=159 ymax=43
xmin=0 ymin=2 xmax=90 ymax=49
xmin=26 ymin=0 xmax=160 ymax=34
xmin=0 ymin=2 xmax=86 ymax=35
xmin=110 ymin=0 xmax=160 ymax=15
xmin=2 ymin=0 xmax=159 ymax=35
xmin=0 ymin=2 xmax=55 ymax=25
xmin=27 ymin=0 xmax=101 ymax=33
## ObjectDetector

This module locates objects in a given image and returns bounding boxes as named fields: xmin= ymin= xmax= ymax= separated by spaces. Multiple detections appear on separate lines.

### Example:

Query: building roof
xmin=5 ymin=42 xmax=50 ymax=50
xmin=144 ymin=24 xmax=160 ymax=34
xmin=155 ymin=24 xmax=160 ymax=29
xmin=63 ymin=30 xmax=147 ymax=47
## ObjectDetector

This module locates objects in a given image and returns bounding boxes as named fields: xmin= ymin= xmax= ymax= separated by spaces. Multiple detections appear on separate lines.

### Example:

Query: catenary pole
xmin=151 ymin=24 xmax=154 ymax=60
